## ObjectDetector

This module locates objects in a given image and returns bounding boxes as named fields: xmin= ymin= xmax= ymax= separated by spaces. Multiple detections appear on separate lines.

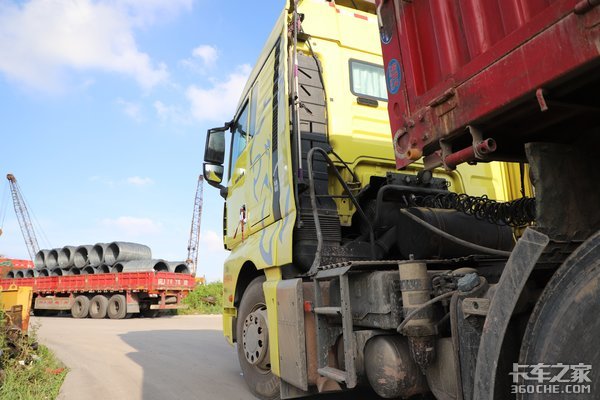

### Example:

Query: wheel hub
xmin=242 ymin=308 xmax=270 ymax=369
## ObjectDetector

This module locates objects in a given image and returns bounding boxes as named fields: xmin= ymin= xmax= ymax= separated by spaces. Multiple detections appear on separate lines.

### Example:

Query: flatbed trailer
xmin=0 ymin=271 xmax=196 ymax=319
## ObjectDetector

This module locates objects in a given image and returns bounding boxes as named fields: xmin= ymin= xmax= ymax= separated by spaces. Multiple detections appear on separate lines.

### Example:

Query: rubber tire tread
xmin=89 ymin=295 xmax=109 ymax=319
xmin=107 ymin=294 xmax=128 ymax=319
xmin=72 ymin=295 xmax=90 ymax=318
xmin=236 ymin=276 xmax=280 ymax=400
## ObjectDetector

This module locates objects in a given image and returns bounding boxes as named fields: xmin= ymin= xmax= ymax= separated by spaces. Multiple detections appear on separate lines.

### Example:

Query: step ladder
xmin=312 ymin=265 xmax=357 ymax=388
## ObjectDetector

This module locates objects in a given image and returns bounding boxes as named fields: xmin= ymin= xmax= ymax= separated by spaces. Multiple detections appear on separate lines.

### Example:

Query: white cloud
xmin=116 ymin=98 xmax=143 ymax=121
xmin=101 ymin=216 xmax=161 ymax=236
xmin=192 ymin=45 xmax=218 ymax=67
xmin=0 ymin=0 xmax=188 ymax=91
xmin=186 ymin=64 xmax=252 ymax=123
xmin=199 ymin=230 xmax=224 ymax=253
xmin=126 ymin=176 xmax=154 ymax=186
xmin=180 ymin=44 xmax=218 ymax=73
xmin=153 ymin=100 xmax=189 ymax=125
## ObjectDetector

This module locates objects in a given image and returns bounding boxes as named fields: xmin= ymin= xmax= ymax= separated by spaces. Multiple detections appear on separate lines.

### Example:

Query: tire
xmin=71 ymin=295 xmax=90 ymax=318
xmin=89 ymin=295 xmax=109 ymax=319
xmin=107 ymin=294 xmax=127 ymax=319
xmin=519 ymin=231 xmax=600 ymax=399
xmin=236 ymin=276 xmax=280 ymax=400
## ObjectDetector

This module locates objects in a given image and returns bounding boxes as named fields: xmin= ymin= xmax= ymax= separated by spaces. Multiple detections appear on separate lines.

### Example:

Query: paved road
xmin=33 ymin=315 xmax=377 ymax=400
xmin=34 ymin=315 xmax=251 ymax=400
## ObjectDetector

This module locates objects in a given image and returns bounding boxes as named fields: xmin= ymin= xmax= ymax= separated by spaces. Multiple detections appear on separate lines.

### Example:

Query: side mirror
xmin=204 ymin=128 xmax=226 ymax=165
xmin=203 ymin=163 xmax=228 ymax=198
xmin=203 ymin=126 xmax=229 ymax=198
xmin=203 ymin=163 xmax=224 ymax=185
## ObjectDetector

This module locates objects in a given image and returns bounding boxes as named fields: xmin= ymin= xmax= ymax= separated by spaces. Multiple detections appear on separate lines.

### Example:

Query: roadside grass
xmin=179 ymin=281 xmax=223 ymax=314
xmin=0 ymin=319 xmax=67 ymax=400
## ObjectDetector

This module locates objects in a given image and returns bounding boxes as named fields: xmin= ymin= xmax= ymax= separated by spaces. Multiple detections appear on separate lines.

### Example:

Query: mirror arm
xmin=219 ymin=187 xmax=228 ymax=199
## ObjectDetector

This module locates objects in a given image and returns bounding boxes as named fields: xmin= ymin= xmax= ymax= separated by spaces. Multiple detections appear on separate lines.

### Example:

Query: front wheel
xmin=236 ymin=276 xmax=280 ymax=400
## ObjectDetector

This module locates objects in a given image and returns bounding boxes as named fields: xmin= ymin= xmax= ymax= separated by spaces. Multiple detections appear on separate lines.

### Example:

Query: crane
xmin=6 ymin=174 xmax=40 ymax=260
xmin=186 ymin=175 xmax=204 ymax=276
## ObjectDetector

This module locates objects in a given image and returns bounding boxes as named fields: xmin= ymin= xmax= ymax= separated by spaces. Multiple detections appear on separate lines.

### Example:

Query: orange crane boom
xmin=6 ymin=174 xmax=39 ymax=260
xmin=186 ymin=175 xmax=204 ymax=276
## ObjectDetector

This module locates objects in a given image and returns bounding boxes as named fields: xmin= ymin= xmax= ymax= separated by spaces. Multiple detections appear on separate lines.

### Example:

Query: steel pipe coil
xmin=5 ymin=271 xmax=15 ymax=278
xmin=169 ymin=262 xmax=191 ymax=274
xmin=111 ymin=259 xmax=168 ymax=273
xmin=74 ymin=245 xmax=93 ymax=268
xmin=104 ymin=242 xmax=152 ymax=264
xmin=34 ymin=249 xmax=50 ymax=269
xmin=80 ymin=266 xmax=96 ymax=275
xmin=24 ymin=269 xmax=37 ymax=278
xmin=15 ymin=270 xmax=25 ymax=278
xmin=46 ymin=249 xmax=60 ymax=269
xmin=95 ymin=264 xmax=110 ymax=274
xmin=50 ymin=268 xmax=63 ymax=276
xmin=58 ymin=246 xmax=77 ymax=269
xmin=89 ymin=243 xmax=108 ymax=265
xmin=37 ymin=268 xmax=50 ymax=277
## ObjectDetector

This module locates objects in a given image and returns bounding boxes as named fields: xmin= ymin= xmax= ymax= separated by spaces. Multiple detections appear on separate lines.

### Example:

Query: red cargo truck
xmin=376 ymin=0 xmax=599 ymax=399
xmin=0 ymin=272 xmax=195 ymax=319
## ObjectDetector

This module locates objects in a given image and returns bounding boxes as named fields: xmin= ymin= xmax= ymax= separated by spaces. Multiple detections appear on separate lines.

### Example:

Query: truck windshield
xmin=349 ymin=60 xmax=387 ymax=101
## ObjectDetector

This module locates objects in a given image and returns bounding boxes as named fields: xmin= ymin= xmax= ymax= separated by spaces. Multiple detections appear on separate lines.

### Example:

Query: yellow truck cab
xmin=203 ymin=1 xmax=531 ymax=399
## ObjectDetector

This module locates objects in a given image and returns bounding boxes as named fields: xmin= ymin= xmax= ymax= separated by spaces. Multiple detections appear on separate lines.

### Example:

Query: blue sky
xmin=0 ymin=0 xmax=284 ymax=281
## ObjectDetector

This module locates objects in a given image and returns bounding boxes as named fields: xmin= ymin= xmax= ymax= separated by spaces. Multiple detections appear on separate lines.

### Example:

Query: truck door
xmin=224 ymin=103 xmax=250 ymax=249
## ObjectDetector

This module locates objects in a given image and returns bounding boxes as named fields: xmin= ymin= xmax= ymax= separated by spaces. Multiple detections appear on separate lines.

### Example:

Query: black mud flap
xmin=472 ymin=228 xmax=550 ymax=400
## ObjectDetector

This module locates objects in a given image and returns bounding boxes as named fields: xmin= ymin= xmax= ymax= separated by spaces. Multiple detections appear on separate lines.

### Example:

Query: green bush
xmin=180 ymin=282 xmax=223 ymax=314
xmin=0 ymin=317 xmax=66 ymax=400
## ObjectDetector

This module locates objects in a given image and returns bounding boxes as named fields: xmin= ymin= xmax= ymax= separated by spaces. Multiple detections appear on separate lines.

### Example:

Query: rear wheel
xmin=71 ymin=295 xmax=90 ymax=318
xmin=89 ymin=295 xmax=108 ymax=319
xmin=236 ymin=276 xmax=280 ymax=400
xmin=519 ymin=231 xmax=600 ymax=399
xmin=107 ymin=294 xmax=128 ymax=319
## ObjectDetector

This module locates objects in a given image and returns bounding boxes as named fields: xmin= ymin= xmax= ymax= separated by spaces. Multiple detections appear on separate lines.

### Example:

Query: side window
xmin=248 ymin=84 xmax=259 ymax=139
xmin=349 ymin=60 xmax=387 ymax=101
xmin=229 ymin=103 xmax=249 ymax=179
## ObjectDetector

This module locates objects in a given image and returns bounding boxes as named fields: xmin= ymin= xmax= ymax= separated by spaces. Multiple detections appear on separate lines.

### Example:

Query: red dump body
xmin=376 ymin=0 xmax=600 ymax=169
